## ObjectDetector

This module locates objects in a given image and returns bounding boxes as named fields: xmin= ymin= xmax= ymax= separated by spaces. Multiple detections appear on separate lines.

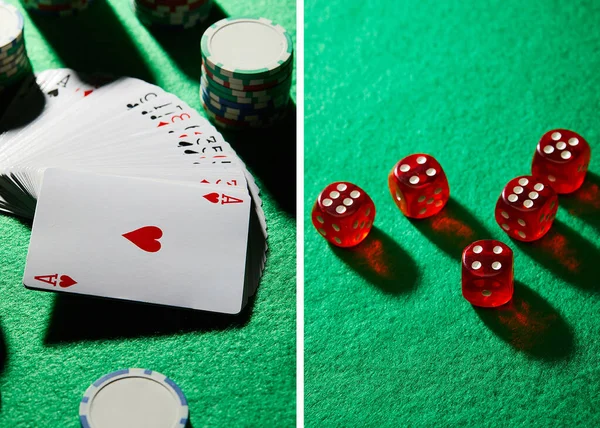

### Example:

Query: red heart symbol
xmin=59 ymin=275 xmax=77 ymax=288
xmin=203 ymin=192 xmax=220 ymax=204
xmin=122 ymin=226 xmax=163 ymax=253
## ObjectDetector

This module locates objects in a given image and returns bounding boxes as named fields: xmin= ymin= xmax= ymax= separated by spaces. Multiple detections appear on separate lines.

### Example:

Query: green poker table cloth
xmin=305 ymin=1 xmax=599 ymax=426
xmin=0 ymin=0 xmax=296 ymax=426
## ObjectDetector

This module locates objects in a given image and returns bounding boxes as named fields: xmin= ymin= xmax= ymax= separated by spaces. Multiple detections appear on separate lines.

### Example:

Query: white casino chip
xmin=79 ymin=368 xmax=189 ymax=428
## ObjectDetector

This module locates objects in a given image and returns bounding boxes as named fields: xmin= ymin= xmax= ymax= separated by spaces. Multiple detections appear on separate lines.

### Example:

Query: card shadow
xmin=330 ymin=226 xmax=419 ymax=294
xmin=26 ymin=0 xmax=155 ymax=83
xmin=410 ymin=197 xmax=493 ymax=260
xmin=0 ymin=320 xmax=7 ymax=376
xmin=147 ymin=3 xmax=228 ymax=80
xmin=560 ymin=171 xmax=600 ymax=233
xmin=475 ymin=281 xmax=574 ymax=361
xmin=43 ymin=292 xmax=255 ymax=344
xmin=513 ymin=220 xmax=600 ymax=293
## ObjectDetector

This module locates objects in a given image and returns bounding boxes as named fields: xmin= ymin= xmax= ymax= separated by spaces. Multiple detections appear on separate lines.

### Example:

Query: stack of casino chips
xmin=200 ymin=17 xmax=293 ymax=130
xmin=0 ymin=1 xmax=31 ymax=90
xmin=131 ymin=0 xmax=213 ymax=30
xmin=22 ymin=0 xmax=92 ymax=16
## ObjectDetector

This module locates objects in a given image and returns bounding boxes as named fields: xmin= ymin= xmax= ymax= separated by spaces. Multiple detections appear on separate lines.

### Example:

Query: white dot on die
xmin=523 ymin=199 xmax=534 ymax=208
xmin=561 ymin=151 xmax=571 ymax=159
xmin=334 ymin=237 xmax=341 ymax=244
xmin=396 ymin=191 xmax=402 ymax=201
xmin=556 ymin=141 xmax=566 ymax=150
xmin=502 ymin=224 xmax=510 ymax=231
xmin=353 ymin=220 xmax=359 ymax=229
xmin=551 ymin=132 xmax=561 ymax=140
xmin=330 ymin=191 xmax=340 ymax=199
xmin=319 ymin=229 xmax=326 ymax=236
xmin=482 ymin=290 xmax=492 ymax=297
xmin=568 ymin=137 xmax=579 ymax=146
xmin=323 ymin=198 xmax=333 ymax=207
xmin=316 ymin=216 xmax=324 ymax=224
xmin=471 ymin=261 xmax=481 ymax=270
xmin=508 ymin=194 xmax=518 ymax=202
xmin=337 ymin=183 xmax=347 ymax=191
xmin=518 ymin=231 xmax=526 ymax=239
xmin=343 ymin=198 xmax=353 ymax=206
xmin=493 ymin=246 xmax=503 ymax=254
xmin=529 ymin=191 xmax=539 ymax=200
xmin=492 ymin=262 xmax=502 ymax=270
xmin=409 ymin=176 xmax=420 ymax=184
xmin=543 ymin=145 xmax=554 ymax=154
xmin=419 ymin=207 xmax=427 ymax=215
xmin=336 ymin=206 xmax=346 ymax=214
xmin=332 ymin=224 xmax=340 ymax=231
xmin=426 ymin=168 xmax=436 ymax=176
xmin=473 ymin=245 xmax=483 ymax=254
xmin=534 ymin=183 xmax=544 ymax=191
xmin=434 ymin=188 xmax=442 ymax=195
xmin=350 ymin=190 xmax=361 ymax=198
xmin=518 ymin=219 xmax=526 ymax=226
xmin=418 ymin=195 xmax=426 ymax=203
xmin=518 ymin=178 xmax=529 ymax=186
xmin=548 ymin=175 xmax=556 ymax=182
xmin=416 ymin=156 xmax=427 ymax=164
xmin=435 ymin=200 xmax=443 ymax=207
xmin=427 ymin=198 xmax=434 ymax=204
xmin=365 ymin=208 xmax=371 ymax=216
xmin=501 ymin=211 xmax=509 ymax=219
xmin=400 ymin=164 xmax=410 ymax=172
xmin=513 ymin=186 xmax=523 ymax=194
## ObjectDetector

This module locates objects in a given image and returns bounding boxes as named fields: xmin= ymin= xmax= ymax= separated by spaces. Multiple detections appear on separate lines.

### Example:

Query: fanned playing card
xmin=0 ymin=69 xmax=267 ymax=313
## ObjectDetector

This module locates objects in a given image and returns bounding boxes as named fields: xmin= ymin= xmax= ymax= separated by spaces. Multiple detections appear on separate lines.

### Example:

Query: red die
xmin=388 ymin=154 xmax=449 ymax=219
xmin=532 ymin=129 xmax=591 ymax=194
xmin=462 ymin=240 xmax=514 ymax=308
xmin=312 ymin=182 xmax=375 ymax=248
xmin=495 ymin=175 xmax=558 ymax=242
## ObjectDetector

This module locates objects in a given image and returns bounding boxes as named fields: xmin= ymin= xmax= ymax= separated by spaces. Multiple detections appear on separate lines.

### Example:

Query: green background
xmin=305 ymin=0 xmax=599 ymax=426
xmin=0 ymin=0 xmax=296 ymax=426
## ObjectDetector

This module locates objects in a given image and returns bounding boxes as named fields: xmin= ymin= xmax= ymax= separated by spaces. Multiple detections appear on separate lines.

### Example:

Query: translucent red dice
xmin=462 ymin=240 xmax=514 ymax=308
xmin=388 ymin=154 xmax=449 ymax=219
xmin=532 ymin=129 xmax=591 ymax=194
xmin=495 ymin=175 xmax=558 ymax=242
xmin=312 ymin=182 xmax=375 ymax=247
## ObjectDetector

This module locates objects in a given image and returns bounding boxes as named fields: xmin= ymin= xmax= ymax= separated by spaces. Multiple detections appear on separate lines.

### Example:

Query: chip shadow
xmin=0 ymin=71 xmax=45 ymax=133
xmin=330 ymin=226 xmax=419 ymax=294
xmin=43 ymin=292 xmax=255 ymax=344
xmin=409 ymin=197 xmax=492 ymax=260
xmin=513 ymin=220 xmax=600 ymax=293
xmin=475 ymin=281 xmax=574 ymax=361
xmin=559 ymin=171 xmax=600 ymax=233
xmin=147 ymin=3 xmax=228 ymax=80
xmin=26 ymin=0 xmax=155 ymax=82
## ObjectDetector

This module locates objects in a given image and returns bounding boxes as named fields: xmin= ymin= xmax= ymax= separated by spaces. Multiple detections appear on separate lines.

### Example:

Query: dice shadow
xmin=513 ymin=220 xmax=600 ymax=293
xmin=330 ymin=227 xmax=419 ymax=294
xmin=475 ymin=281 xmax=574 ymax=361
xmin=409 ymin=197 xmax=493 ymax=260
xmin=559 ymin=171 xmax=600 ymax=233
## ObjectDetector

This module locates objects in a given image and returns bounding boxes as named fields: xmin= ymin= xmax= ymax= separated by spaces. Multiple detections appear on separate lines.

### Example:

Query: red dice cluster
xmin=311 ymin=129 xmax=592 ymax=308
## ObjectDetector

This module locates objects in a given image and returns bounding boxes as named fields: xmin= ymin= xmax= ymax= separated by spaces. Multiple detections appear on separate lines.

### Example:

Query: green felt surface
xmin=0 ymin=1 xmax=296 ymax=426
xmin=305 ymin=1 xmax=600 ymax=426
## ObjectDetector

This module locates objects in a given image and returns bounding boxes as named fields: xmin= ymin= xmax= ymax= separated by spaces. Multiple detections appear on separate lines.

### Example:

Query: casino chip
xmin=0 ymin=1 xmax=30 ymax=89
xmin=200 ymin=17 xmax=294 ymax=129
xmin=131 ymin=0 xmax=213 ymax=30
xmin=79 ymin=368 xmax=189 ymax=428
xmin=22 ymin=0 xmax=93 ymax=16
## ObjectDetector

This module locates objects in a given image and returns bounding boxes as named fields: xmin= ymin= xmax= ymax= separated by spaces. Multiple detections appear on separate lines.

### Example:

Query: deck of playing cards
xmin=0 ymin=69 xmax=267 ymax=314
